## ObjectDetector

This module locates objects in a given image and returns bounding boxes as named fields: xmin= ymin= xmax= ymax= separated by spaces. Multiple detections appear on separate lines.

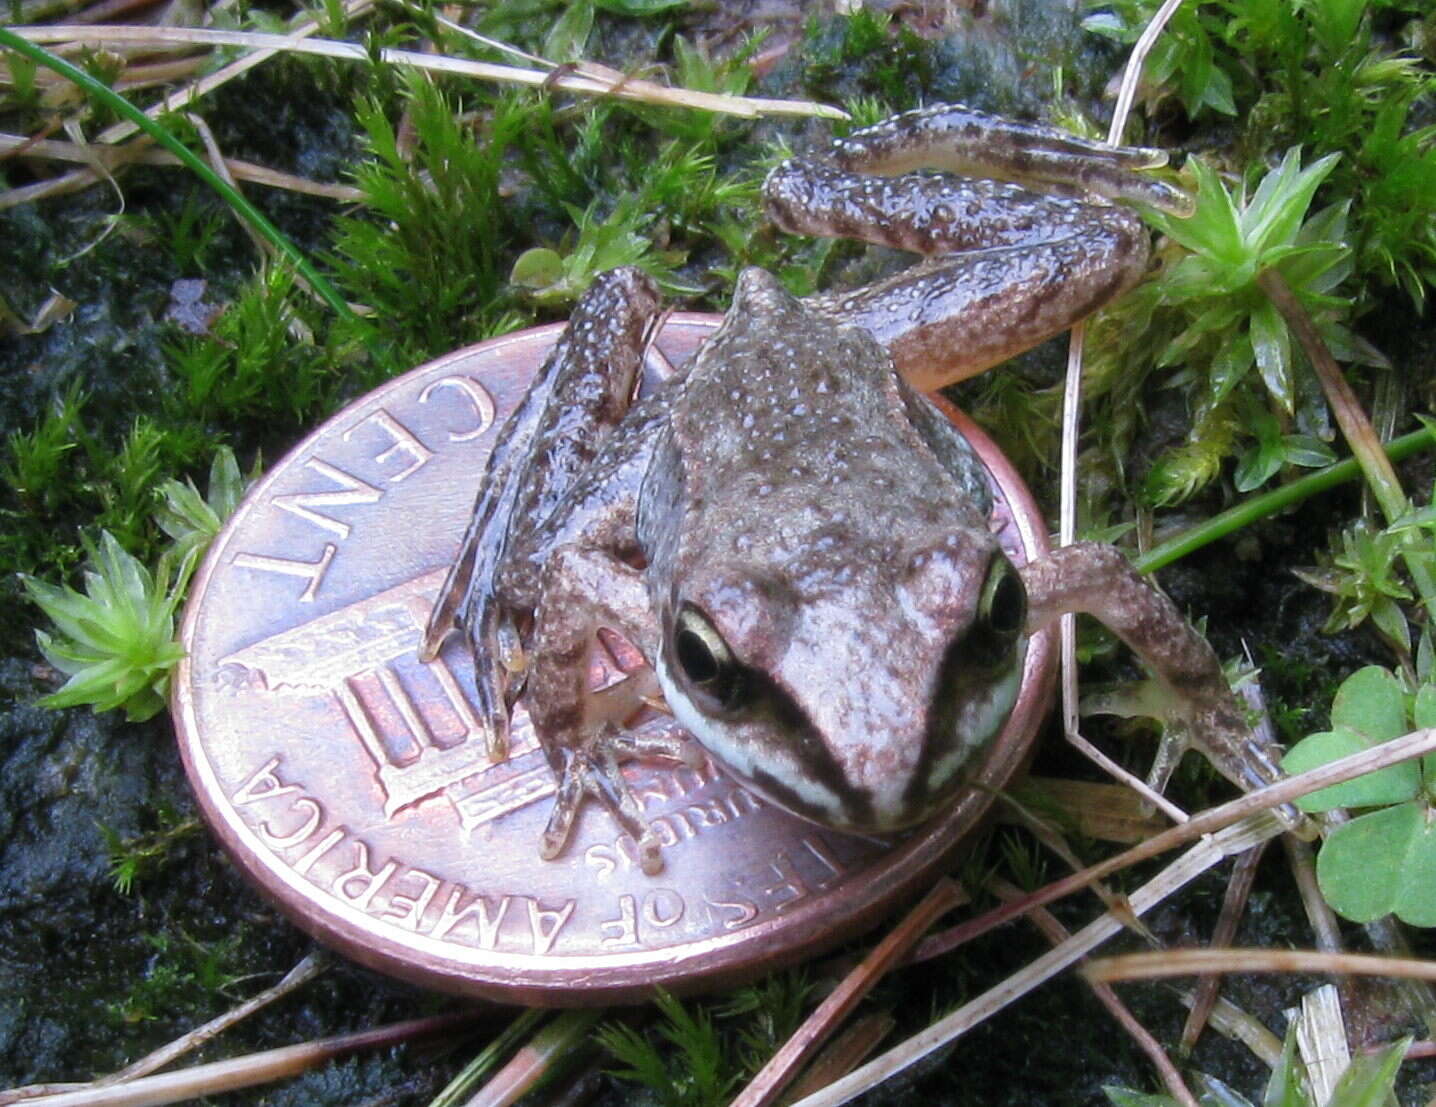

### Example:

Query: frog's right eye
xmin=672 ymin=605 xmax=749 ymax=715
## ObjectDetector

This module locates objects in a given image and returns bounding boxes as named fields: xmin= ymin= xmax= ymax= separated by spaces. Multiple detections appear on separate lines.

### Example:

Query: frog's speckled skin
xmin=424 ymin=105 xmax=1288 ymax=874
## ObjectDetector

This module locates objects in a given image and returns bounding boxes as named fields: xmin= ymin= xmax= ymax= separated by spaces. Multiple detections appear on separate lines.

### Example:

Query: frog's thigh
xmin=767 ymin=161 xmax=1144 ymax=258
xmin=810 ymin=228 xmax=1145 ymax=390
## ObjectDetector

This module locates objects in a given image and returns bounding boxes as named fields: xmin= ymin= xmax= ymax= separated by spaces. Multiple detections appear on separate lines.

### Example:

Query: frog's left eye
xmin=672 ymin=605 xmax=749 ymax=715
xmin=963 ymin=557 xmax=1026 ymax=669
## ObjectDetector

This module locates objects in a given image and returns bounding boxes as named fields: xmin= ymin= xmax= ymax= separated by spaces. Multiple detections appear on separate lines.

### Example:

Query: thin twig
xmin=777 ymin=1015 xmax=894 ymax=1106
xmin=1257 ymin=268 xmax=1436 ymax=617
xmin=912 ymin=727 xmax=1436 ymax=965
xmin=731 ymin=879 xmax=962 ymax=1107
xmin=991 ymin=877 xmax=1199 ymax=1107
xmin=789 ymin=814 xmax=1284 ymax=1107
xmin=1108 ymin=0 xmax=1187 ymax=147
xmin=9 ymin=26 xmax=848 ymax=121
xmin=101 ymin=952 xmax=327 ymax=1086
xmin=426 ymin=1009 xmax=546 ymax=1107
xmin=460 ymin=1011 xmax=601 ymax=1107
xmin=1089 ymin=948 xmax=1436 ymax=985
xmin=8 ymin=1011 xmax=485 ymax=1107
xmin=1179 ymin=840 xmax=1266 ymax=1054
xmin=0 ymin=132 xmax=363 ymax=199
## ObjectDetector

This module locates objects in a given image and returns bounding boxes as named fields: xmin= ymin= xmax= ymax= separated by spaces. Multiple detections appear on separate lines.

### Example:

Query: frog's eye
xmin=963 ymin=557 xmax=1026 ymax=669
xmin=672 ymin=605 xmax=749 ymax=714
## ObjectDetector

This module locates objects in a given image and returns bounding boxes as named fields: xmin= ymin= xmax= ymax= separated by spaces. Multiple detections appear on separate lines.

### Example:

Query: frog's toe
xmin=538 ymin=736 xmax=667 ymax=872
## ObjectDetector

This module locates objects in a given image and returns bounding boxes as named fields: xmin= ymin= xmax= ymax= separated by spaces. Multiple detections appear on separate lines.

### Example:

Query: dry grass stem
xmin=789 ymin=815 xmax=1285 ymax=1107
xmin=8 ymin=26 xmax=848 ymax=121
xmin=1013 ymin=778 xmax=1170 ymax=845
xmin=1180 ymin=839 xmax=1266 ymax=1053
xmin=914 ymin=728 xmax=1436 ymax=966
xmin=1055 ymin=0 xmax=1189 ymax=817
xmin=1294 ymin=984 xmax=1351 ymax=1103
xmin=990 ymin=876 xmax=1199 ymax=1107
xmin=1088 ymin=948 xmax=1436 ymax=985
xmin=7 ymin=1011 xmax=484 ymax=1107
xmin=460 ymin=1011 xmax=600 ymax=1107
xmin=1108 ymin=0 xmax=1187 ymax=146
xmin=1177 ymin=991 xmax=1285 ymax=1067
xmin=731 ymin=879 xmax=963 ymax=1107
xmin=0 ymin=0 xmax=376 ymax=205
xmin=0 ymin=132 xmax=363 ymax=199
xmin=776 ymin=1015 xmax=894 ymax=1107
xmin=1257 ymin=270 xmax=1406 ymax=513
xmin=1283 ymin=832 xmax=1343 ymax=954
xmin=1002 ymin=793 xmax=1151 ymax=937
xmin=99 ymin=951 xmax=328 ymax=1088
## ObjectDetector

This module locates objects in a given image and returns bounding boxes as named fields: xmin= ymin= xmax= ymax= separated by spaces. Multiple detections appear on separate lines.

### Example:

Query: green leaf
xmin=543 ymin=0 xmax=593 ymax=62
xmin=1317 ymin=802 xmax=1436 ymax=925
xmin=510 ymin=247 xmax=566 ymax=291
xmin=1262 ymin=1023 xmax=1307 ymax=1107
xmin=1331 ymin=665 xmax=1407 ymax=740
xmin=21 ymin=530 xmax=187 ymax=722
xmin=1282 ymin=728 xmax=1420 ymax=811
xmin=1249 ymin=299 xmax=1293 ymax=414
xmin=1327 ymin=1035 xmax=1408 ymax=1107
xmin=1414 ymin=684 xmax=1436 ymax=730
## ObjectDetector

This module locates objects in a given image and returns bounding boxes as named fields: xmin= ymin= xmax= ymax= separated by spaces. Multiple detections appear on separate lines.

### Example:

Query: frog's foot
xmin=826 ymin=104 xmax=1192 ymax=214
xmin=539 ymin=721 xmax=701 ymax=875
xmin=1024 ymin=542 xmax=1305 ymax=830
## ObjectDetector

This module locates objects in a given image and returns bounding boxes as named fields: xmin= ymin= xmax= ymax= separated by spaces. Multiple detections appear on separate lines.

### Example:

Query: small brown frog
xmin=423 ymin=106 xmax=1286 ymax=873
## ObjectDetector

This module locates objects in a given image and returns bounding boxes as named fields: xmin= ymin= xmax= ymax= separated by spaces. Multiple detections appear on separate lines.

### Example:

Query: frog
xmin=420 ymin=105 xmax=1291 ymax=875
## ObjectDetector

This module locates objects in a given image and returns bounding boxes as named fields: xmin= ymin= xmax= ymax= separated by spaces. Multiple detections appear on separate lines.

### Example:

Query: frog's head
xmin=653 ymin=535 xmax=1027 ymax=834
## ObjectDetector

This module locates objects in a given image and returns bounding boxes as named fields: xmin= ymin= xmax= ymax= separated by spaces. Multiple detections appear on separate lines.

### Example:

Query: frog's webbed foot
xmin=527 ymin=547 xmax=694 ymax=871
xmin=540 ymin=719 xmax=701 ymax=876
xmin=763 ymin=104 xmax=1191 ymax=389
xmin=1022 ymin=542 xmax=1305 ymax=830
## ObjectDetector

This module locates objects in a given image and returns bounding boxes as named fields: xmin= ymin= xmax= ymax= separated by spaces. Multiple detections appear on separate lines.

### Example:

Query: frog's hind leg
xmin=764 ymin=105 xmax=1188 ymax=390
xmin=421 ymin=268 xmax=662 ymax=758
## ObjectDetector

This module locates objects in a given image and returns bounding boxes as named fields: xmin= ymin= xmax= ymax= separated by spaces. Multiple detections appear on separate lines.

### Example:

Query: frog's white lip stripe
xmin=654 ymin=654 xmax=847 ymax=822
xmin=926 ymin=659 xmax=1023 ymax=794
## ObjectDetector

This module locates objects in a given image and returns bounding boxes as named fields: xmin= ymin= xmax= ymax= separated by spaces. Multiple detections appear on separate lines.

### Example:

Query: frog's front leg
xmin=764 ymin=104 xmax=1191 ymax=391
xmin=1021 ymin=543 xmax=1303 ymax=827
xmin=527 ymin=546 xmax=698 ymax=875
xmin=421 ymin=268 xmax=662 ymax=758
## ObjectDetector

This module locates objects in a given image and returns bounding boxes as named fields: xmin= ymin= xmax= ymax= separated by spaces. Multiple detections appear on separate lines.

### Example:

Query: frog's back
xmin=670 ymin=268 xmax=990 ymax=561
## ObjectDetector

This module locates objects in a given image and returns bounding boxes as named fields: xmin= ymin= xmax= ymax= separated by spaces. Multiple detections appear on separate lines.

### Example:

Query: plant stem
xmin=426 ymin=1008 xmax=547 ymax=1107
xmin=1133 ymin=425 xmax=1436 ymax=575
xmin=1256 ymin=269 xmax=1436 ymax=618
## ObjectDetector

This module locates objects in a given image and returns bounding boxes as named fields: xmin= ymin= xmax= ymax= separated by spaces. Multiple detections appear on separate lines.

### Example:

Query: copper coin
xmin=173 ymin=314 xmax=1057 ymax=1006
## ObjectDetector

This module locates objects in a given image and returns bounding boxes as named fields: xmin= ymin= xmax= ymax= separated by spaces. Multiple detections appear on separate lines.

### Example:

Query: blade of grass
xmin=0 ymin=26 xmax=359 ymax=327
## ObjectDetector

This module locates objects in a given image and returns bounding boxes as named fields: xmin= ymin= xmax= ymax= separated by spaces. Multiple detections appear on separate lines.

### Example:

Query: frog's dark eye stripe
xmin=673 ymin=605 xmax=749 ymax=713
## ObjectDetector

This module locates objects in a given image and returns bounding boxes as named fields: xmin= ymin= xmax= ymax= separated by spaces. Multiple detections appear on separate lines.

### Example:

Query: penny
xmin=173 ymin=315 xmax=1057 ymax=1006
